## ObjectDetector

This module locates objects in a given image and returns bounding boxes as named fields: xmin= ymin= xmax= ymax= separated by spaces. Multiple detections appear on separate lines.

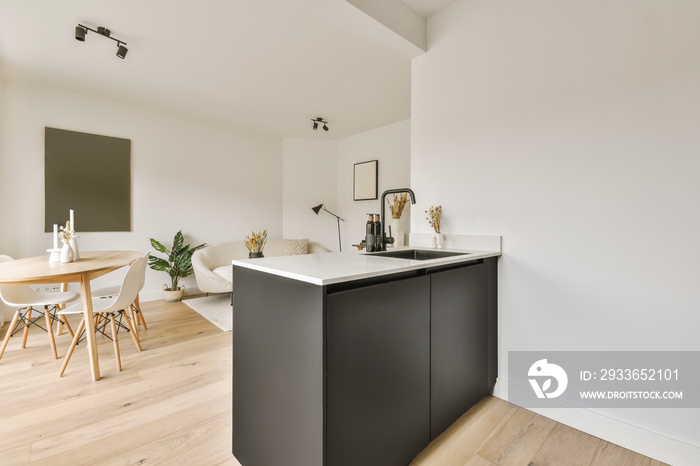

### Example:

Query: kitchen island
xmin=232 ymin=246 xmax=500 ymax=466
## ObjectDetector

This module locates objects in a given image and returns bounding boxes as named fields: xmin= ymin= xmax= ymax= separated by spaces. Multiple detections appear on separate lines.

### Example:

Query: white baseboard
xmin=139 ymin=285 xmax=205 ymax=303
xmin=139 ymin=290 xmax=164 ymax=302
xmin=492 ymin=377 xmax=700 ymax=466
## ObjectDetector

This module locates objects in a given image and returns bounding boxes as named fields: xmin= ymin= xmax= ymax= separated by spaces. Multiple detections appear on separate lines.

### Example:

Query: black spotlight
xmin=75 ymin=26 xmax=86 ymax=41
xmin=75 ymin=24 xmax=128 ymax=59
xmin=311 ymin=117 xmax=328 ymax=131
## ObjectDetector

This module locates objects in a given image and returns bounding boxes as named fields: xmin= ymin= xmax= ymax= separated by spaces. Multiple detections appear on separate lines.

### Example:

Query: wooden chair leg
xmin=127 ymin=305 xmax=139 ymax=341
xmin=110 ymin=314 xmax=122 ymax=371
xmin=60 ymin=319 xmax=85 ymax=377
xmin=134 ymin=296 xmax=147 ymax=329
xmin=0 ymin=310 xmax=21 ymax=361
xmin=60 ymin=315 xmax=75 ymax=338
xmin=121 ymin=309 xmax=142 ymax=352
xmin=21 ymin=308 xmax=32 ymax=348
xmin=44 ymin=306 xmax=58 ymax=360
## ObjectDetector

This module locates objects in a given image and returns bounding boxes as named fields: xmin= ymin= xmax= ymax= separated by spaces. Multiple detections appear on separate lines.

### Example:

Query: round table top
xmin=0 ymin=250 xmax=145 ymax=285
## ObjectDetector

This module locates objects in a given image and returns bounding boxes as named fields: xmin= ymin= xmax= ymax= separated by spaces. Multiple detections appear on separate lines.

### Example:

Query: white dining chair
xmin=58 ymin=255 xmax=147 ymax=376
xmin=0 ymin=255 xmax=80 ymax=362
xmin=90 ymin=250 xmax=150 ymax=334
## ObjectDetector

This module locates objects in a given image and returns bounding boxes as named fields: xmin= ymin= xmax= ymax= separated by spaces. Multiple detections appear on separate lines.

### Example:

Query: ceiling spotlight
xmin=75 ymin=23 xmax=128 ymax=59
xmin=311 ymin=117 xmax=328 ymax=131
xmin=116 ymin=44 xmax=128 ymax=59
xmin=75 ymin=26 xmax=86 ymax=41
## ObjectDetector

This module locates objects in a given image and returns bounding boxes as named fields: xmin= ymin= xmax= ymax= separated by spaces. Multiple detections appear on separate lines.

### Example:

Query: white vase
xmin=391 ymin=218 xmax=404 ymax=247
xmin=60 ymin=241 xmax=74 ymax=263
xmin=431 ymin=233 xmax=444 ymax=249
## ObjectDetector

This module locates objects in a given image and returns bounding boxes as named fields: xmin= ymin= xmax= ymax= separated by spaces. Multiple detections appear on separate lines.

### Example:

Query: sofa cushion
xmin=284 ymin=238 xmax=309 ymax=255
xmin=213 ymin=265 xmax=232 ymax=285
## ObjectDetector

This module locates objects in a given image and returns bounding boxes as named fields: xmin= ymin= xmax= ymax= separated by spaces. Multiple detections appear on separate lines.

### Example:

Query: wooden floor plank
xmin=590 ymin=442 xmax=653 ymax=466
xmin=476 ymin=408 xmax=557 ymax=465
xmin=529 ymin=423 xmax=601 ymax=466
xmin=411 ymin=396 xmax=515 ymax=465
xmin=464 ymin=454 xmax=496 ymax=466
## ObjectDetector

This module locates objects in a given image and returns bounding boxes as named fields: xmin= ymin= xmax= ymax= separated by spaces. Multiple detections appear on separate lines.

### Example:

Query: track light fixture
xmin=75 ymin=24 xmax=128 ymax=59
xmin=311 ymin=117 xmax=329 ymax=132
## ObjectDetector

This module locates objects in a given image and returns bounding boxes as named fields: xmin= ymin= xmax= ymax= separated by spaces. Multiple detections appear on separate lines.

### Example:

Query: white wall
xmin=412 ymin=0 xmax=700 ymax=463
xmin=282 ymin=138 xmax=339 ymax=251
xmin=0 ymin=81 xmax=282 ymax=299
xmin=337 ymin=119 xmax=411 ymax=251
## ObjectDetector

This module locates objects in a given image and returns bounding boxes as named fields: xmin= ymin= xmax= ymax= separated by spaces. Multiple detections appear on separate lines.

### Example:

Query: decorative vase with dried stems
xmin=244 ymin=229 xmax=268 ymax=258
xmin=148 ymin=230 xmax=206 ymax=302
xmin=388 ymin=193 xmax=409 ymax=247
xmin=58 ymin=221 xmax=75 ymax=263
xmin=425 ymin=205 xmax=444 ymax=249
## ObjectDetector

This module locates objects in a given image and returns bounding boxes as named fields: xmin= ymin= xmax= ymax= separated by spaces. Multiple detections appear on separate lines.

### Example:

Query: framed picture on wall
xmin=44 ymin=127 xmax=131 ymax=232
xmin=353 ymin=160 xmax=378 ymax=201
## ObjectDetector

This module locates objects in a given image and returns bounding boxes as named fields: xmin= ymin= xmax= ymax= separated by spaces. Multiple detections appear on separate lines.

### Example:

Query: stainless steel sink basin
xmin=366 ymin=249 xmax=470 ymax=260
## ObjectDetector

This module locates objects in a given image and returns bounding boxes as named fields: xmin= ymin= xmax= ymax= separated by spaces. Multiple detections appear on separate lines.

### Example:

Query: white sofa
xmin=192 ymin=238 xmax=330 ymax=293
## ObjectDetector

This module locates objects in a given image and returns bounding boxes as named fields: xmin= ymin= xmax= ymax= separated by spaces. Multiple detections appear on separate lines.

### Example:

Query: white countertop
xmin=232 ymin=247 xmax=501 ymax=286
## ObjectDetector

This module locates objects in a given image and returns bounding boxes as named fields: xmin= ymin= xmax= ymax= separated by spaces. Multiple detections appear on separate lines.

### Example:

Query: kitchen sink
xmin=366 ymin=249 xmax=470 ymax=261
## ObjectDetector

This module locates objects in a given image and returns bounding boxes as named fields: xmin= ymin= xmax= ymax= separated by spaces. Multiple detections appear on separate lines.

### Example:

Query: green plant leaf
xmin=172 ymin=230 xmax=184 ymax=253
xmin=149 ymin=238 xmax=168 ymax=254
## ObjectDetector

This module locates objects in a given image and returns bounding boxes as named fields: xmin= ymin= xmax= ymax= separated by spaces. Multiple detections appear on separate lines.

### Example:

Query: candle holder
xmin=47 ymin=248 xmax=62 ymax=263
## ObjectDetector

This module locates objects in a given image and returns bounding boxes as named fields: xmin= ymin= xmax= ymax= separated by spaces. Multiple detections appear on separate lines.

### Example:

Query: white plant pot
xmin=431 ymin=233 xmax=444 ymax=249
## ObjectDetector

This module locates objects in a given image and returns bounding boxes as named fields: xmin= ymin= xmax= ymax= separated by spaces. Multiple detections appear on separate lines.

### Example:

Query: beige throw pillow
xmin=284 ymin=238 xmax=309 ymax=255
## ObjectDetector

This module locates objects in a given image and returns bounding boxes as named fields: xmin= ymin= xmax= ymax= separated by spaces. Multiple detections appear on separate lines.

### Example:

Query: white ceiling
xmin=401 ymin=0 xmax=460 ymax=18
xmin=0 ymin=0 xmax=435 ymax=139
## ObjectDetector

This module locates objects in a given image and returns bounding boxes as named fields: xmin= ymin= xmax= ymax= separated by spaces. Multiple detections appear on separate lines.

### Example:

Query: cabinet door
xmin=327 ymin=275 xmax=430 ymax=466
xmin=430 ymin=263 xmax=488 ymax=440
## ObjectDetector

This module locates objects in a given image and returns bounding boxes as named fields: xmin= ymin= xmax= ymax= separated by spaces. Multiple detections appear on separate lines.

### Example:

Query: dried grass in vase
xmin=244 ymin=229 xmax=268 ymax=253
xmin=425 ymin=205 xmax=442 ymax=233
xmin=388 ymin=193 xmax=409 ymax=219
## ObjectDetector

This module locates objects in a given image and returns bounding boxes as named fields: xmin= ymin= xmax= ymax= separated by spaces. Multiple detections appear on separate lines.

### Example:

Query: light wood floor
xmin=0 ymin=299 xmax=239 ymax=466
xmin=412 ymin=396 xmax=669 ymax=466
xmin=0 ymin=300 xmax=667 ymax=466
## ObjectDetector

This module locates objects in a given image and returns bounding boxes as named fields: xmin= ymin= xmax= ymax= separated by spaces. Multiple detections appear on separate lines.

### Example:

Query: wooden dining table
xmin=0 ymin=250 xmax=144 ymax=381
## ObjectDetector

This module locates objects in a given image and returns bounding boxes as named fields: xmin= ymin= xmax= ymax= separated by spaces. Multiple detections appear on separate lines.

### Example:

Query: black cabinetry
xmin=430 ymin=262 xmax=489 ymax=439
xmin=327 ymin=276 xmax=431 ymax=466
xmin=232 ymin=257 xmax=498 ymax=466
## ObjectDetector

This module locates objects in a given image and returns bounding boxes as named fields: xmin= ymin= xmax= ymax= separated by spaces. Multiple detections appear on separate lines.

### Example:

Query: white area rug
xmin=183 ymin=294 xmax=232 ymax=331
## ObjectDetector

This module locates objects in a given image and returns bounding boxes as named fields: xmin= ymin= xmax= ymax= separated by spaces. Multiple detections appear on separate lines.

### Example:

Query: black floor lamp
xmin=312 ymin=204 xmax=345 ymax=251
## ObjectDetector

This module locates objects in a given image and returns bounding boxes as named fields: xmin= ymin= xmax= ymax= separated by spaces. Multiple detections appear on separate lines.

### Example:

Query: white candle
xmin=53 ymin=224 xmax=58 ymax=249
xmin=70 ymin=209 xmax=75 ymax=232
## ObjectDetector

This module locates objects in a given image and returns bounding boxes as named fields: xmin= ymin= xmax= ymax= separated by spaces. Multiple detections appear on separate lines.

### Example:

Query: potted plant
xmin=148 ymin=230 xmax=206 ymax=302
xmin=244 ymin=229 xmax=267 ymax=258
xmin=425 ymin=205 xmax=443 ymax=249
xmin=388 ymin=193 xmax=409 ymax=247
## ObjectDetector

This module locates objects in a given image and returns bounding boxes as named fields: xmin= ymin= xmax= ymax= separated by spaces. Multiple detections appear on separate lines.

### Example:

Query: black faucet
xmin=379 ymin=188 xmax=416 ymax=251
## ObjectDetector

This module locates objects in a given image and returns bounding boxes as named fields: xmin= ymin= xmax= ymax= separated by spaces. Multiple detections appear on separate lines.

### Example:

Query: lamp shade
xmin=116 ymin=45 xmax=128 ymax=59
xmin=75 ymin=26 xmax=86 ymax=41
xmin=312 ymin=204 xmax=323 ymax=215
